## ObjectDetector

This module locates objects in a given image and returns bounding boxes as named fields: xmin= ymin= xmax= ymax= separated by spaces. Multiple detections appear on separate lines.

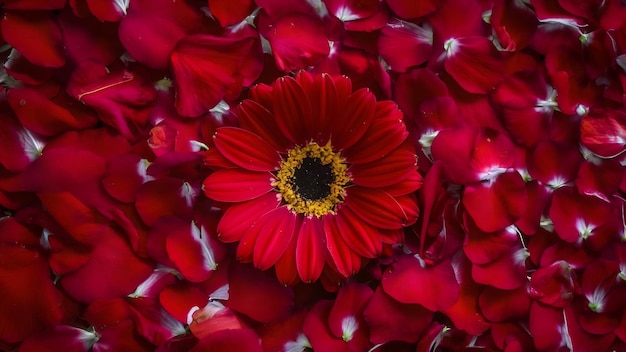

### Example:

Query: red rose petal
xmin=227 ymin=262 xmax=294 ymax=323
xmin=209 ymin=0 xmax=255 ymax=27
xmin=471 ymin=244 xmax=529 ymax=290
xmin=382 ymin=254 xmax=459 ymax=311
xmin=159 ymin=283 xmax=208 ymax=324
xmin=386 ymin=0 xmax=439 ymax=19
xmin=0 ymin=113 xmax=39 ymax=173
xmin=378 ymin=18 xmax=433 ymax=72
xmin=166 ymin=221 xmax=224 ymax=283
xmin=549 ymin=186 xmax=612 ymax=243
xmin=2 ymin=0 xmax=65 ymax=10
xmin=102 ymin=154 xmax=146 ymax=203
xmin=86 ymin=0 xmax=127 ymax=22
xmin=1 ymin=10 xmax=65 ymax=68
xmin=491 ymin=0 xmax=538 ymax=51
xmin=580 ymin=108 xmax=626 ymax=158
xmin=202 ymin=169 xmax=272 ymax=203
xmin=213 ymin=127 xmax=280 ymax=171
xmin=327 ymin=283 xmax=372 ymax=350
xmin=443 ymin=36 xmax=505 ymax=94
xmin=18 ymin=325 xmax=97 ymax=352
xmin=479 ymin=286 xmax=531 ymax=322
xmin=136 ymin=178 xmax=196 ymax=225
xmin=303 ymin=301 xmax=353 ymax=352
xmin=190 ymin=328 xmax=263 ymax=352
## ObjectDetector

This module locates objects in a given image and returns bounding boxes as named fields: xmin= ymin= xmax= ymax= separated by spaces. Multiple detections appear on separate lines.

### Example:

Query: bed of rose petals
xmin=1 ymin=0 xmax=626 ymax=351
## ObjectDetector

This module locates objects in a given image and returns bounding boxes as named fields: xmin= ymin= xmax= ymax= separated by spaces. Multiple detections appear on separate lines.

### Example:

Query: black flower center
xmin=291 ymin=157 xmax=334 ymax=201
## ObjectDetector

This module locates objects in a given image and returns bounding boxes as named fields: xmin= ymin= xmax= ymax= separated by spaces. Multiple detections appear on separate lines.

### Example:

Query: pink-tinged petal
xmin=323 ymin=216 xmax=362 ymax=277
xmin=136 ymin=178 xmax=196 ymax=225
xmin=549 ymin=186 xmax=612 ymax=243
xmin=327 ymin=283 xmax=373 ymax=349
xmin=350 ymin=144 xmax=417 ymax=188
xmin=237 ymin=99 xmax=292 ymax=152
xmin=264 ymin=15 xmax=330 ymax=72
xmin=331 ymin=88 xmax=377 ymax=150
xmin=252 ymin=206 xmax=298 ymax=270
xmin=209 ymin=0 xmax=254 ymax=27
xmin=335 ymin=207 xmax=383 ymax=258
xmin=118 ymin=0 xmax=203 ymax=70
xmin=382 ymin=254 xmax=459 ymax=311
xmin=217 ymin=193 xmax=279 ymax=243
xmin=18 ymin=325 xmax=98 ymax=352
xmin=364 ymin=286 xmax=433 ymax=344
xmin=7 ymin=87 xmax=96 ymax=136
xmin=463 ymin=171 xmax=528 ymax=233
xmin=190 ymin=329 xmax=263 ymax=352
xmin=271 ymin=76 xmax=313 ymax=144
xmin=472 ymin=244 xmax=529 ymax=290
xmin=202 ymin=169 xmax=272 ymax=203
xmin=527 ymin=140 xmax=581 ymax=187
xmin=86 ymin=0 xmax=127 ymax=21
xmin=386 ymin=0 xmax=438 ymax=18
xmin=576 ymin=159 xmax=623 ymax=202
xmin=1 ymin=10 xmax=64 ymax=68
xmin=171 ymin=33 xmax=263 ymax=117
xmin=166 ymin=221 xmax=224 ymax=283
xmin=102 ymin=154 xmax=146 ymax=203
xmin=296 ymin=217 xmax=326 ymax=283
xmin=479 ymin=286 xmax=531 ymax=322
xmin=463 ymin=225 xmax=519 ymax=265
xmin=580 ymin=108 xmax=626 ymax=158
xmin=443 ymin=36 xmax=505 ymax=94
xmin=378 ymin=18 xmax=433 ymax=72
xmin=344 ymin=101 xmax=408 ymax=164
xmin=0 ymin=219 xmax=63 ymax=343
xmin=213 ymin=127 xmax=280 ymax=171
xmin=66 ymin=62 xmax=157 ymax=140
xmin=228 ymin=262 xmax=294 ymax=323
xmin=491 ymin=0 xmax=538 ymax=51
xmin=59 ymin=8 xmax=124 ymax=65
xmin=303 ymin=301 xmax=353 ymax=352
xmin=346 ymin=187 xmax=418 ymax=229
xmin=159 ymin=283 xmax=207 ymax=324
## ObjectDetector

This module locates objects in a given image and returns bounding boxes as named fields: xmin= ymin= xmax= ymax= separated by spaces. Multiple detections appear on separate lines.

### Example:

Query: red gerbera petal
xmin=296 ymin=217 xmax=327 ymax=283
xmin=252 ymin=206 xmax=298 ymax=270
xmin=213 ymin=127 xmax=280 ymax=171
xmin=216 ymin=192 xmax=279 ymax=243
xmin=346 ymin=187 xmax=418 ymax=229
xmin=271 ymin=76 xmax=314 ymax=144
xmin=202 ymin=169 xmax=272 ymax=203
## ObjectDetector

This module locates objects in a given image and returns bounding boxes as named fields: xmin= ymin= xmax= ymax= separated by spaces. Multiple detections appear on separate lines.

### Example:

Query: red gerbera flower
xmin=203 ymin=72 xmax=421 ymax=284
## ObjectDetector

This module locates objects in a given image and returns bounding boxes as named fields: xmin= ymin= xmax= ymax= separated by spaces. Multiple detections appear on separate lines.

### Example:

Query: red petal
xmin=252 ymin=206 xmax=298 ymax=270
xmin=345 ymin=187 xmax=418 ymax=229
xmin=1 ymin=10 xmax=64 ymax=67
xmin=386 ymin=0 xmax=438 ymax=18
xmin=159 ymin=283 xmax=207 ymax=324
xmin=430 ymin=126 xmax=480 ymax=184
xmin=331 ymin=88 xmax=377 ymax=150
xmin=491 ymin=0 xmax=538 ymax=51
xmin=382 ymin=255 xmax=459 ymax=311
xmin=166 ymin=221 xmax=223 ymax=282
xmin=227 ymin=262 xmax=294 ymax=323
xmin=549 ymin=186 xmax=612 ymax=243
xmin=18 ymin=325 xmax=97 ymax=352
xmin=118 ymin=0 xmax=203 ymax=70
xmin=364 ymin=286 xmax=433 ymax=344
xmin=327 ymin=283 xmax=373 ymax=350
xmin=202 ymin=169 xmax=273 ymax=202
xmin=86 ymin=0 xmax=127 ymax=21
xmin=237 ymin=99 xmax=292 ymax=152
xmin=3 ymin=0 xmax=65 ymax=9
xmin=323 ymin=216 xmax=362 ymax=277
xmin=378 ymin=18 xmax=433 ymax=72
xmin=349 ymin=144 xmax=417 ymax=188
xmin=295 ymin=72 xmax=337 ymax=145
xmin=479 ymin=286 xmax=531 ymax=322
xmin=303 ymin=301 xmax=352 ymax=352
xmin=580 ymin=108 xmax=626 ymax=158
xmin=213 ymin=127 xmax=280 ymax=171
xmin=209 ymin=0 xmax=255 ymax=27
xmin=102 ymin=154 xmax=146 ymax=203
xmin=463 ymin=171 xmax=528 ymax=232
xmin=343 ymin=101 xmax=408 ymax=164
xmin=471 ymin=244 xmax=529 ymax=290
xmin=296 ymin=217 xmax=327 ymax=283
xmin=527 ymin=140 xmax=581 ymax=187
xmin=0 ymin=113 xmax=39 ymax=173
xmin=463 ymin=225 xmax=519 ymax=265
xmin=171 ymin=33 xmax=263 ymax=117
xmin=190 ymin=329 xmax=263 ymax=352
xmin=335 ymin=207 xmax=383 ymax=258
xmin=135 ymin=178 xmax=196 ymax=225
xmin=444 ymin=36 xmax=505 ymax=94
xmin=274 ymin=229 xmax=300 ymax=286
xmin=217 ymin=192 xmax=279 ymax=243
xmin=576 ymin=159 xmax=623 ymax=202
xmin=271 ymin=76 xmax=313 ymax=144
xmin=264 ymin=15 xmax=330 ymax=72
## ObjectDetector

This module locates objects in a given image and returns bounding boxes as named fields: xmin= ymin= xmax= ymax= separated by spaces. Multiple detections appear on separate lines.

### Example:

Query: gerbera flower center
xmin=273 ymin=142 xmax=350 ymax=217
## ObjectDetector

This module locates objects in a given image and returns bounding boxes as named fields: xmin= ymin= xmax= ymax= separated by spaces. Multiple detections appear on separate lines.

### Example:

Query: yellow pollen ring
xmin=273 ymin=142 xmax=350 ymax=217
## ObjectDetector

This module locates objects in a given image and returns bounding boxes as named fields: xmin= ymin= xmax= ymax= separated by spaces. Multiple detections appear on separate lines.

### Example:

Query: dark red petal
xmin=209 ymin=0 xmax=255 ymax=27
xmin=0 ymin=113 xmax=39 ymax=173
xmin=252 ymin=206 xmax=298 ymax=270
xmin=529 ymin=302 xmax=568 ymax=351
xmin=1 ymin=10 xmax=65 ymax=68
xmin=327 ymin=283 xmax=373 ymax=350
xmin=118 ymin=0 xmax=203 ymax=70
xmin=549 ymin=186 xmax=612 ymax=243
xmin=264 ymin=15 xmax=330 ymax=72
xmin=237 ymin=99 xmax=292 ymax=152
xmin=430 ymin=126 xmax=479 ymax=184
xmin=274 ymin=228 xmax=300 ymax=286
xmin=527 ymin=140 xmax=581 ymax=187
xmin=580 ymin=108 xmax=626 ymax=158
xmin=364 ymin=286 xmax=433 ymax=344
xmin=463 ymin=171 xmax=528 ymax=232
xmin=343 ymin=101 xmax=408 ymax=164
xmin=3 ymin=0 xmax=65 ymax=9
xmin=382 ymin=255 xmax=459 ymax=311
xmin=171 ymin=33 xmax=263 ymax=117
xmin=166 ymin=221 xmax=223 ymax=283
xmin=86 ymin=0 xmax=127 ymax=21
xmin=296 ymin=217 xmax=327 ymax=283
xmin=479 ymin=286 xmax=531 ymax=322
xmin=190 ymin=328 xmax=263 ymax=352
xmin=576 ymin=159 xmax=623 ymax=202
xmin=18 ymin=325 xmax=97 ymax=352
xmin=378 ymin=18 xmax=433 ymax=72
xmin=463 ymin=225 xmax=519 ymax=265
xmin=564 ymin=305 xmax=617 ymax=352
xmin=346 ymin=187 xmax=418 ymax=229
xmin=323 ymin=216 xmax=362 ymax=277
xmin=217 ymin=192 xmax=279 ymax=243
xmin=337 ymin=206 xmax=384 ymax=258
xmin=228 ymin=262 xmax=294 ymax=323
xmin=202 ymin=169 xmax=272 ymax=202
xmin=386 ymin=0 xmax=438 ymax=18
xmin=135 ymin=178 xmax=196 ymax=225
xmin=303 ymin=301 xmax=352 ymax=352
xmin=102 ymin=154 xmax=146 ymax=203
xmin=295 ymin=72 xmax=337 ymax=145
xmin=443 ymin=36 xmax=505 ymax=94
xmin=529 ymin=260 xmax=577 ymax=308
xmin=271 ymin=76 xmax=313 ymax=144
xmin=349 ymin=144 xmax=417 ymax=188
xmin=491 ymin=0 xmax=538 ymax=51
xmin=471 ymin=245 xmax=529 ymax=290
xmin=159 ymin=283 xmax=207 ymax=324
xmin=331 ymin=88 xmax=377 ymax=150
xmin=213 ymin=127 xmax=280 ymax=171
